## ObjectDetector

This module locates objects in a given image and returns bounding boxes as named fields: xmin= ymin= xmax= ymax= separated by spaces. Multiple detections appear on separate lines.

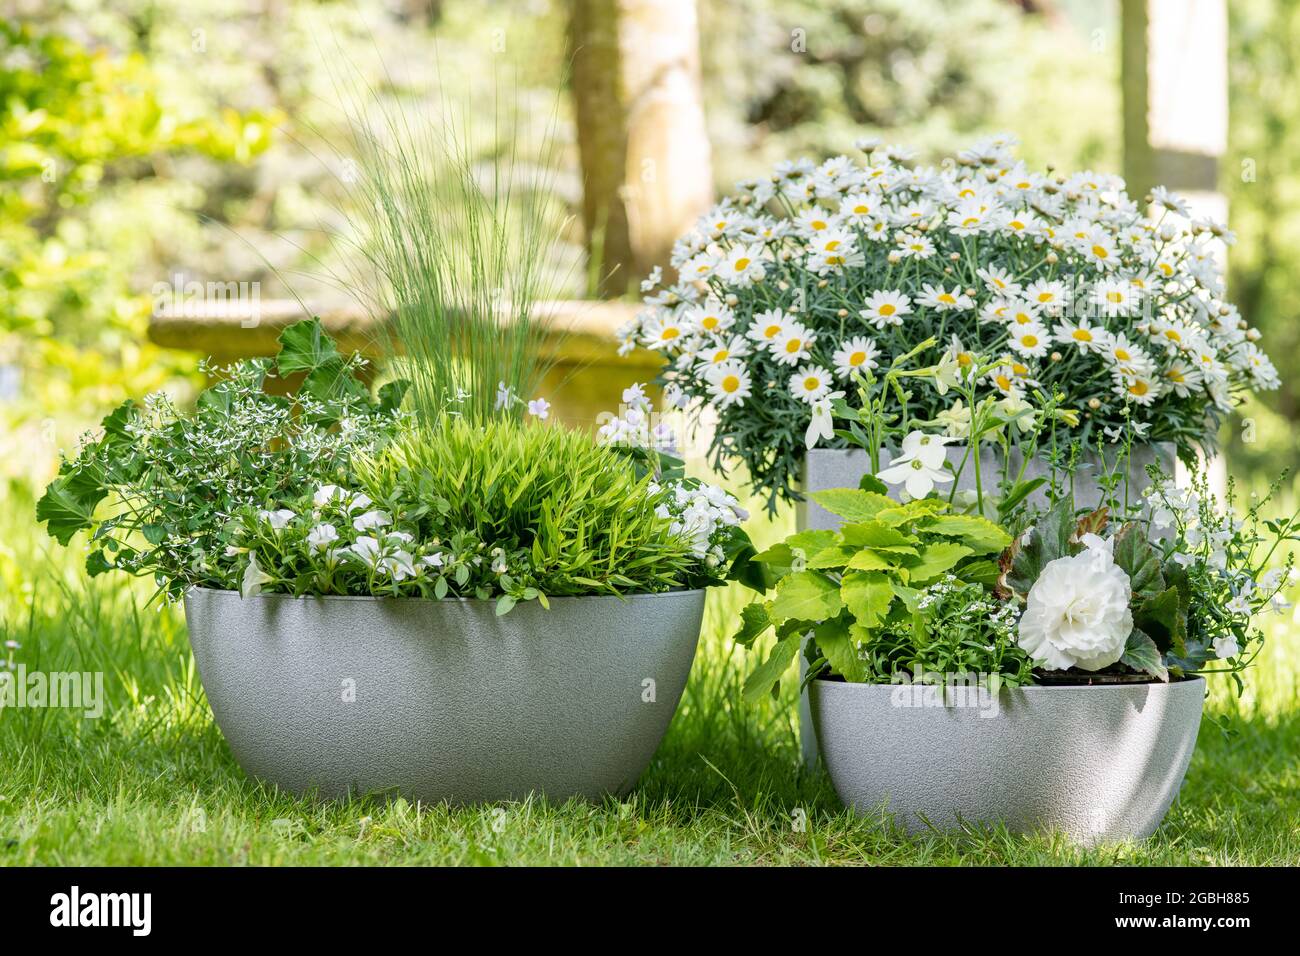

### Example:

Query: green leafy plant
xmin=349 ymin=415 xmax=748 ymax=610
xmin=35 ymin=318 xmax=406 ymax=600
xmin=734 ymin=486 xmax=1011 ymax=701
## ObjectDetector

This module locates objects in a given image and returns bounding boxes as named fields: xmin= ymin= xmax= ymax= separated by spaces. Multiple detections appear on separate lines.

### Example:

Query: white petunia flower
xmin=307 ymin=524 xmax=338 ymax=551
xmin=313 ymin=485 xmax=346 ymax=508
xmin=259 ymin=509 xmax=296 ymax=530
xmin=352 ymin=510 xmax=392 ymax=532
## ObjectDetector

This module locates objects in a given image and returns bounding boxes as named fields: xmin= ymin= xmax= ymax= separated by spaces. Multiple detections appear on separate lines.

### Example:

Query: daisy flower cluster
xmin=623 ymin=134 xmax=1278 ymax=507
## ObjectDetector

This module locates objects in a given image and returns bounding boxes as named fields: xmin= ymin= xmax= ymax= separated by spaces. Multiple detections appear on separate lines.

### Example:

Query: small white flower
xmin=805 ymin=392 xmax=845 ymax=449
xmin=527 ymin=398 xmax=551 ymax=420
xmin=258 ymin=509 xmax=296 ymax=530
xmin=347 ymin=536 xmax=383 ymax=568
xmin=422 ymin=552 xmax=445 ymax=568
xmin=347 ymin=493 xmax=373 ymax=514
xmin=875 ymin=431 xmax=954 ymax=499
xmin=352 ymin=510 xmax=392 ymax=532
xmin=240 ymin=553 xmax=274 ymax=598
xmin=307 ymin=524 xmax=339 ymax=551
xmin=495 ymin=381 xmax=516 ymax=409
xmin=1212 ymin=634 xmax=1240 ymax=660
xmin=313 ymin=485 xmax=346 ymax=507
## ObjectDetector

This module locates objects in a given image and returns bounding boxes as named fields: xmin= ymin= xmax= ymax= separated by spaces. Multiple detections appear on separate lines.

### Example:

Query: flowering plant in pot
xmin=734 ymin=421 xmax=1297 ymax=841
xmin=37 ymin=319 xmax=754 ymax=805
xmin=624 ymin=134 xmax=1277 ymax=512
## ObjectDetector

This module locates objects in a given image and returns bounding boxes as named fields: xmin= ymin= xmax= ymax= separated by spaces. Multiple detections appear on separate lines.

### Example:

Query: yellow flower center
xmin=962 ymin=216 xmax=980 ymax=227
xmin=1106 ymin=291 xmax=1124 ymax=303
xmin=853 ymin=204 xmax=869 ymax=215
xmin=1072 ymin=328 xmax=1093 ymax=342
xmin=1021 ymin=334 xmax=1039 ymax=347
xmin=733 ymin=257 xmax=751 ymax=271
xmin=824 ymin=239 xmax=841 ymax=251
xmin=1012 ymin=362 xmax=1029 ymax=376
xmin=995 ymin=374 xmax=1013 ymax=391
xmin=1036 ymin=292 xmax=1054 ymax=303
xmin=879 ymin=303 xmax=897 ymax=316
xmin=701 ymin=315 xmax=719 ymax=330
xmin=1167 ymin=369 xmax=1186 ymax=383
xmin=938 ymin=293 xmax=956 ymax=304
xmin=1164 ymin=329 xmax=1182 ymax=342
xmin=785 ymin=338 xmax=802 ymax=353
xmin=803 ymin=376 xmax=820 ymax=391
xmin=661 ymin=327 xmax=680 ymax=341
xmin=1128 ymin=381 xmax=1150 ymax=397
xmin=849 ymin=351 xmax=867 ymax=367
xmin=1114 ymin=348 xmax=1131 ymax=362
xmin=721 ymin=375 xmax=740 ymax=393
xmin=811 ymin=219 xmax=827 ymax=231
xmin=763 ymin=324 xmax=782 ymax=339
xmin=712 ymin=350 xmax=729 ymax=363
xmin=1092 ymin=244 xmax=1109 ymax=259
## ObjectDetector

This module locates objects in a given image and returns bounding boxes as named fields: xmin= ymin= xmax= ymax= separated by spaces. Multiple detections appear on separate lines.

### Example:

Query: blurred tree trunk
xmin=567 ymin=0 xmax=713 ymax=296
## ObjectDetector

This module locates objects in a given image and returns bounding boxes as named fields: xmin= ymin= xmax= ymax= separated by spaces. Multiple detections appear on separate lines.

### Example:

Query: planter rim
xmin=185 ymin=584 xmax=707 ymax=606
xmin=812 ymin=675 xmax=1205 ymax=694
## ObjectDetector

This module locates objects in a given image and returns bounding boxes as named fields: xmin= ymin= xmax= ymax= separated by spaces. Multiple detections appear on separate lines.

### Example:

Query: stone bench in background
xmin=148 ymin=299 xmax=660 ymax=429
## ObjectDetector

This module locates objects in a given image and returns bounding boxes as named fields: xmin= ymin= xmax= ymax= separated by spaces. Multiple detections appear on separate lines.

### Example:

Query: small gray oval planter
xmin=184 ymin=586 xmax=705 ymax=804
xmin=811 ymin=676 xmax=1204 ymax=844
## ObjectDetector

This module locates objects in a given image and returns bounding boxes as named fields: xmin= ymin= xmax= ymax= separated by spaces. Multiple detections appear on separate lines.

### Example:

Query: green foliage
xmin=737 ymin=493 xmax=1013 ymax=698
xmin=35 ymin=319 xmax=404 ymax=599
xmin=352 ymin=416 xmax=706 ymax=600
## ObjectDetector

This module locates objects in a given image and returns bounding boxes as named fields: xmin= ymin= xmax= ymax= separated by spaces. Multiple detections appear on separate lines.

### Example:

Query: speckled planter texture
xmin=811 ymin=676 xmax=1205 ymax=844
xmin=184 ymin=586 xmax=705 ymax=804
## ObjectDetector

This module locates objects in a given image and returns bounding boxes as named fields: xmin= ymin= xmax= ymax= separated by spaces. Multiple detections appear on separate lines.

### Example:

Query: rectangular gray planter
xmin=795 ymin=442 xmax=1176 ymax=766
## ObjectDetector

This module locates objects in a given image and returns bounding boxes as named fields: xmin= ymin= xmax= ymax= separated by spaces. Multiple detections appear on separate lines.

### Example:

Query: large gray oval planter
xmin=184 ymin=586 xmax=705 ymax=804
xmin=811 ymin=676 xmax=1205 ymax=844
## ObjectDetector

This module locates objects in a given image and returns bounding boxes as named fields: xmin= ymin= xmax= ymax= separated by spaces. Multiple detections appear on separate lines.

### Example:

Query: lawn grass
xmin=2 ymin=478 xmax=1298 ymax=866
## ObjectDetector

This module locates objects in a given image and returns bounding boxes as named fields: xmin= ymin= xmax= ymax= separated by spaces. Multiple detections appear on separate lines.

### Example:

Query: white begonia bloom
xmin=258 ymin=508 xmax=296 ymax=530
xmin=313 ymin=485 xmax=346 ymax=508
xmin=307 ymin=524 xmax=338 ymax=551
xmin=875 ymin=431 xmax=954 ymax=499
xmin=1017 ymin=534 xmax=1133 ymax=671
xmin=352 ymin=510 xmax=392 ymax=532
xmin=1212 ymin=634 xmax=1240 ymax=660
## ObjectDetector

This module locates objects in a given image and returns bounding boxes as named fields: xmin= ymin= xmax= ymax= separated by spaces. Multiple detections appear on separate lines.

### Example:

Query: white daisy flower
xmin=789 ymin=365 xmax=834 ymax=404
xmin=860 ymin=290 xmax=913 ymax=329
xmin=832 ymin=336 xmax=881 ymax=379
xmin=704 ymin=361 xmax=752 ymax=408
